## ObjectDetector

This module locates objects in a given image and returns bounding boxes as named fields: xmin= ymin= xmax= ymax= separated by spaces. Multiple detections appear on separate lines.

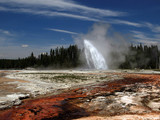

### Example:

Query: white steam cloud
xmin=75 ymin=23 xmax=129 ymax=69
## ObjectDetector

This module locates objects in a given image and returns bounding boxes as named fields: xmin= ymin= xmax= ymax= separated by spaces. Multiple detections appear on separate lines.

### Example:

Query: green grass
xmin=153 ymin=69 xmax=160 ymax=71
xmin=53 ymin=74 xmax=86 ymax=79
xmin=39 ymin=74 xmax=88 ymax=83
xmin=21 ymin=73 xmax=64 ymax=75
xmin=20 ymin=73 xmax=108 ymax=83
xmin=99 ymin=76 xmax=108 ymax=80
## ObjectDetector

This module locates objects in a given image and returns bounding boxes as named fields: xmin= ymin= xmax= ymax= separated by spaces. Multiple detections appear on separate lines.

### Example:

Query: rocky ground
xmin=0 ymin=70 xmax=160 ymax=120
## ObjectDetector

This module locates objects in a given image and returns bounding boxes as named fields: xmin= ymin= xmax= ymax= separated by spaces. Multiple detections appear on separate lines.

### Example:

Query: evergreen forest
xmin=0 ymin=44 xmax=159 ymax=69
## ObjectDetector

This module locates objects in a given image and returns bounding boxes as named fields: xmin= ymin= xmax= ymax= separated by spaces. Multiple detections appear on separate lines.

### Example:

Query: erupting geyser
xmin=84 ymin=39 xmax=108 ymax=70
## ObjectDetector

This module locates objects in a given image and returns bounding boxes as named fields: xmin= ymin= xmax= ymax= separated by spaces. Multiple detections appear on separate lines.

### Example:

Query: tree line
xmin=0 ymin=45 xmax=81 ymax=69
xmin=119 ymin=44 xmax=160 ymax=69
xmin=0 ymin=44 xmax=160 ymax=69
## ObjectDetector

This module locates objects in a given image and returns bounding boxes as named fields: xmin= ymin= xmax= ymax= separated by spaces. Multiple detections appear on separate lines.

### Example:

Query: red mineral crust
xmin=0 ymin=73 xmax=160 ymax=120
xmin=0 ymin=92 xmax=87 ymax=120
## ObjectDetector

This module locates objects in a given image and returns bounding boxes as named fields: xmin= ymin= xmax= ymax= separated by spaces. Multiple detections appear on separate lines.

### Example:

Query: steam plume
xmin=75 ymin=23 xmax=129 ymax=69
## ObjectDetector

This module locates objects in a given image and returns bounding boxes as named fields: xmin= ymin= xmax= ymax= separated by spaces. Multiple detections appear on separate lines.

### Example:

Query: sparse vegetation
xmin=39 ymin=74 xmax=89 ymax=83
xmin=13 ymin=72 xmax=112 ymax=85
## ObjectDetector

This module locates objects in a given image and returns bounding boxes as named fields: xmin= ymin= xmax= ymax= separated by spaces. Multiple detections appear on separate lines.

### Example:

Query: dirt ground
xmin=0 ymin=70 xmax=160 ymax=120
xmin=0 ymin=71 xmax=29 ymax=97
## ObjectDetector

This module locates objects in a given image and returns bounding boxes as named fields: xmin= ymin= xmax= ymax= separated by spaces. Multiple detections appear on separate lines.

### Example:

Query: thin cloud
xmin=1 ymin=0 xmax=160 ymax=31
xmin=0 ymin=6 xmax=143 ymax=28
xmin=47 ymin=28 xmax=78 ymax=35
xmin=0 ymin=29 xmax=13 ymax=36
xmin=144 ymin=22 xmax=160 ymax=33
xmin=131 ymin=30 xmax=160 ymax=41
xmin=112 ymin=20 xmax=142 ymax=27
xmin=0 ymin=6 xmax=100 ymax=22
xmin=0 ymin=29 xmax=15 ymax=45
xmin=131 ymin=30 xmax=160 ymax=45
xmin=21 ymin=44 xmax=29 ymax=48
xmin=133 ymin=39 xmax=159 ymax=45
xmin=0 ymin=0 xmax=126 ymax=17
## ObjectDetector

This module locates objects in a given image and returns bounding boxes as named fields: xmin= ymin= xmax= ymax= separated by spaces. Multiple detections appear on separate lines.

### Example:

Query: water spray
xmin=84 ymin=39 xmax=108 ymax=70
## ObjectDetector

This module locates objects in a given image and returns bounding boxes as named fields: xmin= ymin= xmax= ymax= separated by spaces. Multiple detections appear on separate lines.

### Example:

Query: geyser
xmin=84 ymin=39 xmax=108 ymax=70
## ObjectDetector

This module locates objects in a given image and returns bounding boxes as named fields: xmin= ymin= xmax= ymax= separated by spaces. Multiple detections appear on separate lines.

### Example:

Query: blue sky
xmin=0 ymin=0 xmax=160 ymax=58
